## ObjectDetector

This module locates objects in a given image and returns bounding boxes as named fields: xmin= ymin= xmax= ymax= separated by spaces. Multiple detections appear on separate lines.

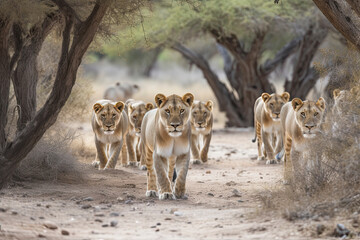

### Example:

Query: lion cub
xmin=280 ymin=97 xmax=326 ymax=182
xmin=141 ymin=93 xmax=194 ymax=200
xmin=92 ymin=100 xmax=128 ymax=169
xmin=190 ymin=100 xmax=213 ymax=164
xmin=253 ymin=92 xmax=290 ymax=164
xmin=125 ymin=99 xmax=154 ymax=169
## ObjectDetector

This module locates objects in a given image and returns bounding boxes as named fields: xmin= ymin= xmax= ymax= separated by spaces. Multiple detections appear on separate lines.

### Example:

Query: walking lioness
xmin=125 ymin=99 xmax=154 ymax=169
xmin=280 ymin=97 xmax=326 ymax=183
xmin=190 ymin=100 xmax=213 ymax=164
xmin=92 ymin=100 xmax=128 ymax=169
xmin=253 ymin=92 xmax=290 ymax=164
xmin=141 ymin=93 xmax=194 ymax=200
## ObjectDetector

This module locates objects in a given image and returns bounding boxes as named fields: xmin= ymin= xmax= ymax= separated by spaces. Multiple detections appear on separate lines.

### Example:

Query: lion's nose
xmin=274 ymin=112 xmax=280 ymax=117
xmin=171 ymin=123 xmax=180 ymax=129
xmin=305 ymin=124 xmax=314 ymax=130
xmin=197 ymin=122 xmax=203 ymax=126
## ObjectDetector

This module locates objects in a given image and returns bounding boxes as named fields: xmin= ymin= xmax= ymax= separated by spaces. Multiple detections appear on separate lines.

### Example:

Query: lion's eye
xmin=301 ymin=112 xmax=306 ymax=118
xmin=270 ymin=103 xmax=273 ymax=107
xmin=193 ymin=111 xmax=197 ymax=115
xmin=132 ymin=115 xmax=137 ymax=119
xmin=203 ymin=112 xmax=207 ymax=117
xmin=314 ymin=112 xmax=318 ymax=116
xmin=165 ymin=109 xmax=170 ymax=114
xmin=101 ymin=114 xmax=106 ymax=119
xmin=112 ymin=114 xmax=117 ymax=118
xmin=180 ymin=109 xmax=185 ymax=114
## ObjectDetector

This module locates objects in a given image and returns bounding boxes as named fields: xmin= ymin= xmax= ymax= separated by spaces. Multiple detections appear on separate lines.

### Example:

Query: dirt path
xmin=0 ymin=130 xmax=317 ymax=239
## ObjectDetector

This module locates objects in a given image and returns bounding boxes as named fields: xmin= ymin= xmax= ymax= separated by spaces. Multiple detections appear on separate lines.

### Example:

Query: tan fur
xmin=141 ymin=93 xmax=194 ymax=200
xmin=190 ymin=100 xmax=213 ymax=164
xmin=103 ymin=82 xmax=140 ymax=102
xmin=125 ymin=99 xmax=154 ymax=169
xmin=280 ymin=97 xmax=326 ymax=183
xmin=254 ymin=92 xmax=290 ymax=164
xmin=91 ymin=99 xmax=128 ymax=169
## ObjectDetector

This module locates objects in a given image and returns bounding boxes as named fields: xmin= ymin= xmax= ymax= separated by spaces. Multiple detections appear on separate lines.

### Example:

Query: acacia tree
xmin=0 ymin=0 xmax=147 ymax=189
xmin=117 ymin=0 xmax=327 ymax=127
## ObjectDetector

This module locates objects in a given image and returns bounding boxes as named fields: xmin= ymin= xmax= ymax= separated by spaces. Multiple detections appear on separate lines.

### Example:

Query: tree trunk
xmin=0 ymin=1 xmax=110 ymax=189
xmin=13 ymin=17 xmax=56 ymax=131
xmin=284 ymin=25 xmax=328 ymax=99
xmin=0 ymin=19 xmax=12 ymax=150
xmin=143 ymin=46 xmax=162 ymax=77
xmin=313 ymin=0 xmax=360 ymax=51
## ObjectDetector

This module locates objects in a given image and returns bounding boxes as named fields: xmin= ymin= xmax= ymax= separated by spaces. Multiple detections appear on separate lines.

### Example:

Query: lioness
xmin=104 ymin=82 xmax=140 ymax=102
xmin=190 ymin=100 xmax=213 ymax=164
xmin=253 ymin=92 xmax=290 ymax=164
xmin=92 ymin=100 xmax=128 ymax=169
xmin=280 ymin=97 xmax=326 ymax=182
xmin=141 ymin=93 xmax=194 ymax=200
xmin=125 ymin=99 xmax=154 ymax=169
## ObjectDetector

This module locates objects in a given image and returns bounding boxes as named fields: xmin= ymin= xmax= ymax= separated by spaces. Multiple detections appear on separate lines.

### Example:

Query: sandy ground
xmin=0 ymin=128 xmax=338 ymax=240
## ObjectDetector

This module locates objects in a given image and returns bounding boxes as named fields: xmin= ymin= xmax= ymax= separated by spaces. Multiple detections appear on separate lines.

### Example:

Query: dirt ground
xmin=0 ymin=127 xmax=345 ymax=240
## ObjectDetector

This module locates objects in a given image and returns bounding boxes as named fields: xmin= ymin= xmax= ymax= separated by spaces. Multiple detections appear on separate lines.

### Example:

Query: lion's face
xmin=93 ymin=101 xmax=125 ymax=134
xmin=333 ymin=87 xmax=359 ymax=115
xmin=155 ymin=93 xmax=194 ymax=137
xmin=128 ymin=102 xmax=154 ymax=135
xmin=292 ymin=97 xmax=326 ymax=138
xmin=191 ymin=100 xmax=213 ymax=131
xmin=262 ymin=92 xmax=290 ymax=121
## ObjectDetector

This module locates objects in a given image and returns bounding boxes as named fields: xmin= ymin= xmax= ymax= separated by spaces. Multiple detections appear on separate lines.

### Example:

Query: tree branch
xmin=345 ymin=0 xmax=360 ymax=19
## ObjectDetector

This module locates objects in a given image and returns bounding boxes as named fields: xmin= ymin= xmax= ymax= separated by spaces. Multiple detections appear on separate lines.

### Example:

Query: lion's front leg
xmin=153 ymin=153 xmax=173 ymax=200
xmin=145 ymin=147 xmax=158 ymax=197
xmin=105 ymin=141 xmax=122 ymax=169
xmin=262 ymin=131 xmax=276 ymax=164
xmin=174 ymin=152 xmax=190 ymax=199
xmin=168 ymin=156 xmax=176 ymax=182
xmin=94 ymin=139 xmax=108 ymax=170
xmin=139 ymin=138 xmax=147 ymax=170
xmin=200 ymin=133 xmax=211 ymax=163
xmin=126 ymin=134 xmax=137 ymax=166
xmin=256 ymin=121 xmax=265 ymax=161
xmin=136 ymin=137 xmax=141 ymax=162
xmin=190 ymin=133 xmax=201 ymax=164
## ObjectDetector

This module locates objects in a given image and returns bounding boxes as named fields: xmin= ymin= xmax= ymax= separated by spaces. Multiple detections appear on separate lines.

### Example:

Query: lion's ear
xmin=182 ymin=93 xmax=194 ymax=107
xmin=114 ymin=101 xmax=125 ymax=113
xmin=262 ymin=93 xmax=271 ymax=102
xmin=155 ymin=94 xmax=167 ymax=108
xmin=205 ymin=100 xmax=213 ymax=111
xmin=93 ymin=103 xmax=103 ymax=113
xmin=333 ymin=89 xmax=341 ymax=99
xmin=146 ymin=103 xmax=154 ymax=111
xmin=129 ymin=104 xmax=134 ymax=113
xmin=291 ymin=98 xmax=303 ymax=111
xmin=316 ymin=97 xmax=326 ymax=111
xmin=281 ymin=92 xmax=290 ymax=102
xmin=350 ymin=86 xmax=360 ymax=95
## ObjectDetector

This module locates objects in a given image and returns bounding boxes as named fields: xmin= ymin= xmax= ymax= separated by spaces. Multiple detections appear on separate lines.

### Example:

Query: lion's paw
xmin=128 ymin=161 xmax=137 ymax=167
xmin=92 ymin=161 xmax=100 ymax=168
xmin=257 ymin=156 xmax=265 ymax=161
xmin=159 ymin=192 xmax=175 ymax=200
xmin=191 ymin=159 xmax=202 ymax=164
xmin=139 ymin=165 xmax=147 ymax=171
xmin=266 ymin=159 xmax=278 ymax=165
xmin=145 ymin=190 xmax=158 ymax=198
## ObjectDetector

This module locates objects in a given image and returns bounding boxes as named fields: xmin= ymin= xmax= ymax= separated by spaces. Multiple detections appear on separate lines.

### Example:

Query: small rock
xmin=207 ymin=193 xmax=214 ymax=197
xmin=155 ymin=229 xmax=160 ymax=232
xmin=110 ymin=212 xmax=120 ymax=217
xmin=146 ymin=202 xmax=151 ymax=206
xmin=38 ymin=234 xmax=46 ymax=238
xmin=237 ymin=200 xmax=244 ymax=203
xmin=174 ymin=211 xmax=183 ymax=216
xmin=164 ymin=217 xmax=172 ymax=220
xmin=116 ymin=197 xmax=124 ymax=202
xmin=94 ymin=213 xmax=105 ymax=217
xmin=156 ymin=223 xmax=161 ymax=226
xmin=126 ymin=195 xmax=136 ymax=200
xmin=333 ymin=223 xmax=350 ymax=237
xmin=36 ymin=204 xmax=41 ymax=207
xmin=102 ymin=224 xmax=109 ymax=227
xmin=125 ymin=200 xmax=132 ymax=204
xmin=150 ymin=225 xmax=156 ymax=228
xmin=61 ymin=229 xmax=70 ymax=236
xmin=187 ymin=222 xmax=192 ymax=224
xmin=39 ymin=216 xmax=45 ymax=219
xmin=11 ymin=211 xmax=18 ymax=215
xmin=316 ymin=224 xmax=325 ymax=235
xmin=170 ymin=208 xmax=178 ymax=214
xmin=232 ymin=189 xmax=241 ymax=197
xmin=206 ymin=170 xmax=211 ymax=174
xmin=81 ymin=204 xmax=92 ymax=209
xmin=110 ymin=221 xmax=118 ymax=227
xmin=83 ymin=197 xmax=94 ymax=201
xmin=43 ymin=221 xmax=58 ymax=230
xmin=46 ymin=205 xmax=51 ymax=208
xmin=95 ymin=219 xmax=103 ymax=223
xmin=0 ymin=207 xmax=6 ymax=212
xmin=30 ymin=217 xmax=35 ymax=221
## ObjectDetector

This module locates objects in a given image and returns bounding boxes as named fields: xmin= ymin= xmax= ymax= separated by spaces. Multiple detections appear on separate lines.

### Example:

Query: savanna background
xmin=0 ymin=0 xmax=359 ymax=239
